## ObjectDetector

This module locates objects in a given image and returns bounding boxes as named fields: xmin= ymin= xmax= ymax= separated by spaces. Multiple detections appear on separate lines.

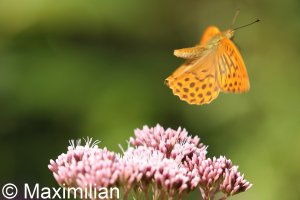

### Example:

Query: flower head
xmin=220 ymin=166 xmax=252 ymax=196
xmin=130 ymin=124 xmax=207 ymax=163
xmin=48 ymin=138 xmax=119 ymax=189
xmin=197 ymin=156 xmax=232 ymax=189
xmin=49 ymin=125 xmax=252 ymax=200
xmin=118 ymin=146 xmax=164 ymax=188
xmin=118 ymin=145 xmax=190 ymax=196
xmin=154 ymin=158 xmax=189 ymax=196
xmin=129 ymin=124 xmax=208 ymax=193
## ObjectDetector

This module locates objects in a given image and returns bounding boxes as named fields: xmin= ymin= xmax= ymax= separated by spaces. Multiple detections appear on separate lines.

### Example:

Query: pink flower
xmin=197 ymin=156 xmax=232 ymax=188
xmin=119 ymin=146 xmax=190 ymax=197
xmin=154 ymin=158 xmax=189 ymax=196
xmin=130 ymin=124 xmax=207 ymax=163
xmin=118 ymin=146 xmax=164 ymax=187
xmin=48 ymin=138 xmax=119 ymax=189
xmin=129 ymin=124 xmax=208 ymax=193
xmin=220 ymin=166 xmax=252 ymax=196
xmin=49 ymin=125 xmax=252 ymax=200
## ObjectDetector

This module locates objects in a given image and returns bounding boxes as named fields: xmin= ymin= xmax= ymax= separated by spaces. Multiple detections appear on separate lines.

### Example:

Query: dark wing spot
xmin=185 ymin=78 xmax=190 ymax=82
xmin=206 ymin=91 xmax=211 ymax=96
xmin=234 ymin=81 xmax=237 ymax=86
xmin=209 ymin=83 xmax=212 ymax=88
xmin=198 ymin=93 xmax=203 ymax=98
xmin=202 ymin=84 xmax=207 ymax=89
xmin=177 ymin=82 xmax=183 ymax=87
xmin=183 ymin=88 xmax=189 ymax=93
xmin=190 ymin=82 xmax=195 ymax=88
xmin=190 ymin=93 xmax=195 ymax=97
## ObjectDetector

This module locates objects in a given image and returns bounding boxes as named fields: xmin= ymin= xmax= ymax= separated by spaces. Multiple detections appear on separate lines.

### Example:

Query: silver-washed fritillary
xmin=165 ymin=17 xmax=259 ymax=105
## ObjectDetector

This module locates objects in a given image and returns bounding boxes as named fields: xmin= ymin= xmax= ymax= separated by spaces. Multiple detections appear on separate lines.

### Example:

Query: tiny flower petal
xmin=220 ymin=166 xmax=252 ymax=196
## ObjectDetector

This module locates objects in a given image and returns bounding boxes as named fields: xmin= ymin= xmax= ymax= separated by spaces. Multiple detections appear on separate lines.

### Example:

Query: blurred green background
xmin=0 ymin=0 xmax=299 ymax=199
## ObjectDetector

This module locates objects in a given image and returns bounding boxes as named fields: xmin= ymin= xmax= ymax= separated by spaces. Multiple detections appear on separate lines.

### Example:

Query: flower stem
xmin=142 ymin=186 xmax=149 ymax=200
xmin=123 ymin=188 xmax=129 ymax=200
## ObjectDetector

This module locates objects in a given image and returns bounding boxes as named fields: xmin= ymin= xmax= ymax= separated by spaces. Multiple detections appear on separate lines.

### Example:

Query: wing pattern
xmin=216 ymin=38 xmax=250 ymax=93
xmin=165 ymin=55 xmax=220 ymax=105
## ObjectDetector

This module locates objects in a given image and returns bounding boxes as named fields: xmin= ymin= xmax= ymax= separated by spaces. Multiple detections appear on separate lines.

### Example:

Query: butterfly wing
xmin=173 ymin=26 xmax=220 ymax=59
xmin=165 ymin=53 xmax=220 ymax=105
xmin=165 ymin=26 xmax=223 ymax=105
xmin=199 ymin=26 xmax=221 ymax=46
xmin=216 ymin=38 xmax=250 ymax=93
xmin=174 ymin=46 xmax=208 ymax=59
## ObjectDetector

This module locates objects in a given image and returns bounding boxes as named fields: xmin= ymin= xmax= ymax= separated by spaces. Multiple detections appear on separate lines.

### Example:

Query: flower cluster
xmin=49 ymin=125 xmax=252 ymax=200
xmin=48 ymin=138 xmax=120 ymax=198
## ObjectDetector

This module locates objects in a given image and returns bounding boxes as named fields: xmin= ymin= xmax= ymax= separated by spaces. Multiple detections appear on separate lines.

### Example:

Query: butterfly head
xmin=223 ymin=19 xmax=260 ymax=40
xmin=223 ymin=29 xmax=235 ymax=39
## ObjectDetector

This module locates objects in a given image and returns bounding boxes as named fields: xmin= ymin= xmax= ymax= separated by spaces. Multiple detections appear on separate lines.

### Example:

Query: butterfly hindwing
xmin=216 ymin=38 xmax=250 ymax=93
xmin=166 ymin=55 xmax=220 ymax=105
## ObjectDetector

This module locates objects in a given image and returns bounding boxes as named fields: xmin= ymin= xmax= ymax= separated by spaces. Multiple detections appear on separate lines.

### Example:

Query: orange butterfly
xmin=165 ymin=16 xmax=259 ymax=105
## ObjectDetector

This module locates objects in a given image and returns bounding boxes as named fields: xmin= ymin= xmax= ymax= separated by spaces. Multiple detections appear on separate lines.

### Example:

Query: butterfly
xmin=165 ymin=17 xmax=259 ymax=105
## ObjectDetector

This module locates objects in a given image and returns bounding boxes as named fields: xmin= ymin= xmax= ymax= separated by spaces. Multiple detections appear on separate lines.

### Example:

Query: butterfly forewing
xmin=199 ymin=26 xmax=221 ymax=46
xmin=216 ymin=38 xmax=250 ymax=93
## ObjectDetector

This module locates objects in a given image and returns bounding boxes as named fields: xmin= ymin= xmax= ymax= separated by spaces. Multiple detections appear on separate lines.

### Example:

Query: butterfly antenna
xmin=231 ymin=9 xmax=240 ymax=28
xmin=234 ymin=19 xmax=260 ymax=31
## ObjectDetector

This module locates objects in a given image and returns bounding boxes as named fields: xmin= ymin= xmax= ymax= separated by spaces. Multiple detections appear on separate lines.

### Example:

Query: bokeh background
xmin=0 ymin=0 xmax=300 ymax=199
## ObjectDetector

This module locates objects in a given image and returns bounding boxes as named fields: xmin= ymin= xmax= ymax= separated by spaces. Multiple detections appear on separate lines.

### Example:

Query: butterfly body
xmin=206 ymin=29 xmax=233 ymax=46
xmin=165 ymin=26 xmax=250 ymax=105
